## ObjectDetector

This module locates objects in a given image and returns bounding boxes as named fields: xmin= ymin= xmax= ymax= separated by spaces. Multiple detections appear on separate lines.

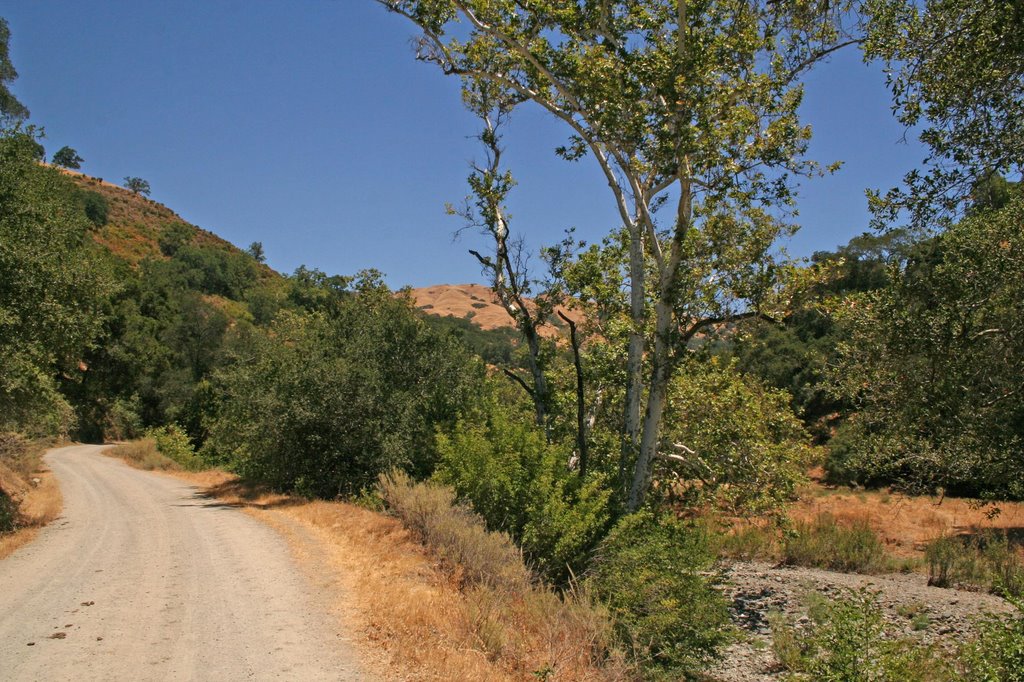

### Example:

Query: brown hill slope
xmin=410 ymin=284 xmax=582 ymax=339
xmin=59 ymin=168 xmax=257 ymax=268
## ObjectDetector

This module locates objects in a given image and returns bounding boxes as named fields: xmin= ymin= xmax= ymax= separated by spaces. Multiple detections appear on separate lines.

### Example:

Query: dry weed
xmin=0 ymin=436 xmax=63 ymax=560
xmin=105 ymin=439 xmax=179 ymax=471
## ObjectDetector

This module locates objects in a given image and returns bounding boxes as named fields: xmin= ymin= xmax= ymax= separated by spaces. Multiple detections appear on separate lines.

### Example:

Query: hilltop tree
xmin=123 ymin=176 xmax=150 ymax=196
xmin=51 ymin=145 xmax=84 ymax=170
xmin=246 ymin=241 xmax=266 ymax=263
xmin=0 ymin=18 xmax=29 ymax=122
xmin=380 ymin=0 xmax=860 ymax=511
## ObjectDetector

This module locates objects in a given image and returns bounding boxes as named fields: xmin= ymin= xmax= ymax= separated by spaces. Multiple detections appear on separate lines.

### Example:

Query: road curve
xmin=0 ymin=445 xmax=362 ymax=681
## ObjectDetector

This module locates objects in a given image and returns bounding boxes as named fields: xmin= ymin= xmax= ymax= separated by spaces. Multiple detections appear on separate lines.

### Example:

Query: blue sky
xmin=4 ymin=2 xmax=926 ymax=288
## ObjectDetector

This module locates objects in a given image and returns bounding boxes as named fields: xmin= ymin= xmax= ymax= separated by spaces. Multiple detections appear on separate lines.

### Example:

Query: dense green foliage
xmin=864 ymin=0 xmax=1024 ymax=226
xmin=0 ymin=130 xmax=113 ymax=434
xmin=204 ymin=278 xmax=483 ymax=496
xmin=961 ymin=598 xmax=1024 ymax=682
xmin=436 ymin=390 xmax=612 ymax=583
xmin=659 ymin=358 xmax=812 ymax=515
xmin=828 ymin=188 xmax=1024 ymax=498
xmin=51 ymin=145 xmax=83 ymax=169
xmin=588 ymin=511 xmax=731 ymax=678
xmin=733 ymin=230 xmax=914 ymax=436
xmin=0 ymin=18 xmax=28 ymax=122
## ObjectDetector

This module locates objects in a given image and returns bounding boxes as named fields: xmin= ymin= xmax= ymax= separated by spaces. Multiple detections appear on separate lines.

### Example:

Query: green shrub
xmin=435 ymin=396 xmax=612 ymax=584
xmin=146 ymin=424 xmax=203 ymax=471
xmin=0 ymin=490 xmax=17 ymax=533
xmin=78 ymin=189 xmax=108 ymax=227
xmin=926 ymin=531 xmax=1024 ymax=598
xmin=105 ymin=396 xmax=144 ymax=441
xmin=959 ymin=597 xmax=1024 ymax=682
xmin=771 ymin=588 xmax=952 ymax=681
xmin=783 ymin=513 xmax=890 ymax=573
xmin=204 ymin=281 xmax=482 ymax=496
xmin=660 ymin=357 xmax=813 ymax=517
xmin=587 ymin=511 xmax=731 ymax=678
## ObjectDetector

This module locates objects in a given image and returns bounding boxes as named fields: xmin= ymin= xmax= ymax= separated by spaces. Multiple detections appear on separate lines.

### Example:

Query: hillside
xmin=63 ymin=170 xmax=559 ymax=343
xmin=411 ymin=283 xmax=582 ymax=339
xmin=59 ymin=169 xmax=269 ymax=272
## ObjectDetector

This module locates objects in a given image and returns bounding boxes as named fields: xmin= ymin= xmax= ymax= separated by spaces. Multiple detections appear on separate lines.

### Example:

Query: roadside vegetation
xmin=3 ymin=3 xmax=1024 ymax=680
xmin=0 ymin=433 xmax=62 ymax=559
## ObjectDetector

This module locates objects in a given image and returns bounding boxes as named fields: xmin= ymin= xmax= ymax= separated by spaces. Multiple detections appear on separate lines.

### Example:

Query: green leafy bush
xmin=0 ymin=490 xmax=17 ymax=533
xmin=783 ymin=513 xmax=890 ymax=573
xmin=587 ymin=511 xmax=730 ymax=678
xmin=960 ymin=597 xmax=1024 ymax=681
xmin=660 ymin=358 xmax=813 ymax=517
xmin=146 ymin=424 xmax=202 ymax=471
xmin=926 ymin=531 xmax=1024 ymax=598
xmin=435 ymin=394 xmax=612 ymax=584
xmin=77 ymin=189 xmax=108 ymax=227
xmin=205 ymin=279 xmax=482 ymax=496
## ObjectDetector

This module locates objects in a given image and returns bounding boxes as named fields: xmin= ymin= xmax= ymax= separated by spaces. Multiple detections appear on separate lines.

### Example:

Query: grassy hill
xmin=60 ymin=169 xmax=269 ymax=271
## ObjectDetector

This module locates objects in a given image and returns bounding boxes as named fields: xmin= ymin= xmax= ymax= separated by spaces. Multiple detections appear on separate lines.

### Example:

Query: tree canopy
xmin=123 ymin=176 xmax=151 ymax=196
xmin=0 ymin=18 xmax=29 ymax=122
xmin=864 ymin=0 xmax=1024 ymax=227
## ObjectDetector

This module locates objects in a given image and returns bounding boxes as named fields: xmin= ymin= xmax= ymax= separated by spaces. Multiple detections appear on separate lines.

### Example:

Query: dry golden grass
xmin=792 ymin=484 xmax=1024 ymax=558
xmin=148 ymin=466 xmax=627 ymax=681
xmin=410 ymin=284 xmax=583 ymax=339
xmin=0 ymin=437 xmax=64 ymax=560
xmin=105 ymin=439 xmax=179 ymax=471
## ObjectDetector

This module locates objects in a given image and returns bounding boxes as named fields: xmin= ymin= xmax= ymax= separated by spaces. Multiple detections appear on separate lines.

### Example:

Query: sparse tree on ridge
xmin=123 ymin=176 xmax=150 ymax=196
xmin=51 ymin=146 xmax=84 ymax=169
xmin=246 ymin=241 xmax=266 ymax=264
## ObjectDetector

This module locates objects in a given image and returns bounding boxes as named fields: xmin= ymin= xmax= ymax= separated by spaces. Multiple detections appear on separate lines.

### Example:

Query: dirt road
xmin=0 ymin=444 xmax=362 ymax=681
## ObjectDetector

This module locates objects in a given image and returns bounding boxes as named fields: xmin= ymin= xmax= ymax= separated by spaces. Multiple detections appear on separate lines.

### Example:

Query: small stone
xmin=49 ymin=632 xmax=66 ymax=640
xmin=26 ymin=642 xmax=35 ymax=646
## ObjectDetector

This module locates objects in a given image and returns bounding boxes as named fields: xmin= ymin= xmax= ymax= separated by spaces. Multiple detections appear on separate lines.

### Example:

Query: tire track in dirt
xmin=0 ymin=444 xmax=362 ymax=681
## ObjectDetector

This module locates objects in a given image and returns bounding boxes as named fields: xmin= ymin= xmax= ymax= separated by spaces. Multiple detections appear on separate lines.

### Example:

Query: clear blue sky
xmin=4 ymin=2 xmax=926 ymax=288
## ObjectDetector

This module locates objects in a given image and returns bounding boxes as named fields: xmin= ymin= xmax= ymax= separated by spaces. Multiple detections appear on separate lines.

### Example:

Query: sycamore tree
xmin=380 ymin=0 xmax=859 ymax=510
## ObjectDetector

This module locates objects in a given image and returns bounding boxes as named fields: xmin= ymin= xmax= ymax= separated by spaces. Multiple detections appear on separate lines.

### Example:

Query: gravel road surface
xmin=0 ymin=444 xmax=362 ymax=681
